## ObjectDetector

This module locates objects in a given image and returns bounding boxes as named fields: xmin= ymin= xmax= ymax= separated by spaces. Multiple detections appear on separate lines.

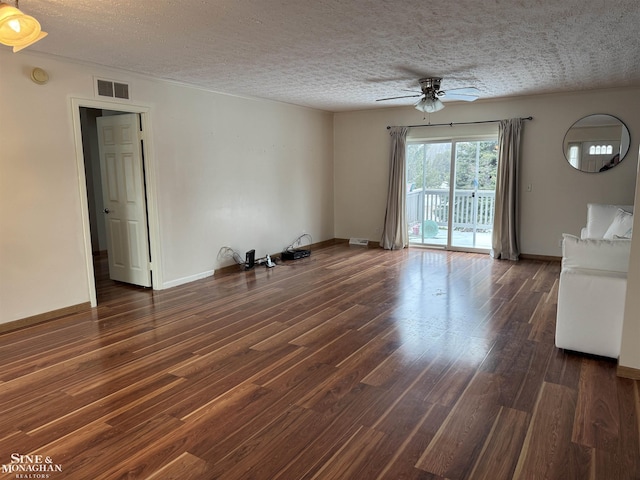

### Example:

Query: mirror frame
xmin=563 ymin=114 xmax=631 ymax=173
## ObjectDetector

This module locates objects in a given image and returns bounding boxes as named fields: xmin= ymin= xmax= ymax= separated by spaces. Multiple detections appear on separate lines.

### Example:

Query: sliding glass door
xmin=406 ymin=138 xmax=498 ymax=251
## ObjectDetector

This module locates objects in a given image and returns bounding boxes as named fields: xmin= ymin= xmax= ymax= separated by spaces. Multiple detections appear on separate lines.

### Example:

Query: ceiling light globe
xmin=0 ymin=3 xmax=46 ymax=51
xmin=414 ymin=98 xmax=427 ymax=112
xmin=424 ymin=98 xmax=445 ymax=113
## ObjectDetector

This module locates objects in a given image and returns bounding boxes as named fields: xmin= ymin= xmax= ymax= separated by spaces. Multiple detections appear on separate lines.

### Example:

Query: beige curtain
xmin=381 ymin=126 xmax=409 ymax=250
xmin=491 ymin=118 xmax=523 ymax=260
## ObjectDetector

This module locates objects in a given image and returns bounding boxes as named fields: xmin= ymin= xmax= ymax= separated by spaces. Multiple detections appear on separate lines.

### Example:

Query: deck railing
xmin=407 ymin=188 xmax=495 ymax=231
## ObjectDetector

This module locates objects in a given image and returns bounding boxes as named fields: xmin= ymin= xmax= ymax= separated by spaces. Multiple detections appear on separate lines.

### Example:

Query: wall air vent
xmin=95 ymin=77 xmax=130 ymax=100
xmin=113 ymin=82 xmax=129 ymax=99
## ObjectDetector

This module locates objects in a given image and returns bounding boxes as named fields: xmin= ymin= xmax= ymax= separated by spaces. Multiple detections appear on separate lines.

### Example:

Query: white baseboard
xmin=162 ymin=269 xmax=215 ymax=289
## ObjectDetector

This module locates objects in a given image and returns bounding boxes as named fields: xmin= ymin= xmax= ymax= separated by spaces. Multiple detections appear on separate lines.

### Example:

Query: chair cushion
xmin=585 ymin=203 xmax=634 ymax=239
xmin=562 ymin=234 xmax=631 ymax=273
xmin=603 ymin=208 xmax=633 ymax=239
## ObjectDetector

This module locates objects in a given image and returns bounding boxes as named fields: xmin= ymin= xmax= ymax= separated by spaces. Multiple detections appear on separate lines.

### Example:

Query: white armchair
xmin=555 ymin=203 xmax=633 ymax=358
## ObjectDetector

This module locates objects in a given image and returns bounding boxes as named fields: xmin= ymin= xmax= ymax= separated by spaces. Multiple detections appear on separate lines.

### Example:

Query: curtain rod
xmin=386 ymin=116 xmax=533 ymax=130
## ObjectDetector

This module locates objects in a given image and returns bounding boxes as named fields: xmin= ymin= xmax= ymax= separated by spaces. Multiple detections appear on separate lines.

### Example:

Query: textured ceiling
xmin=17 ymin=0 xmax=640 ymax=112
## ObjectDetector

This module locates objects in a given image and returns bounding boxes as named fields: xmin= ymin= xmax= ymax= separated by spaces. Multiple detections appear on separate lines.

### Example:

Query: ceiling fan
xmin=376 ymin=77 xmax=480 ymax=113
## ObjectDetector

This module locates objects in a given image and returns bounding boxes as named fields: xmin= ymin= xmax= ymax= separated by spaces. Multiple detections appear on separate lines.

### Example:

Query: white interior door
xmin=97 ymin=113 xmax=152 ymax=287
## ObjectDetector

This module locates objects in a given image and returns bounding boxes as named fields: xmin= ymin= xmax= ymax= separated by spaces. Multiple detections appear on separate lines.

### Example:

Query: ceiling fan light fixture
xmin=0 ymin=2 xmax=47 ymax=52
xmin=415 ymin=96 xmax=444 ymax=113
xmin=376 ymin=76 xmax=478 ymax=112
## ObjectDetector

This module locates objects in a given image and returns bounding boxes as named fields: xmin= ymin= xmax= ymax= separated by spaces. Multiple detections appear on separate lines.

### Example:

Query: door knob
xmin=104 ymin=208 xmax=111 ymax=214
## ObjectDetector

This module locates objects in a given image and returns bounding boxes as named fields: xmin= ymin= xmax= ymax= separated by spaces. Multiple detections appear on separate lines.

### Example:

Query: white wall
xmin=0 ymin=50 xmax=334 ymax=325
xmin=620 ymin=145 xmax=640 ymax=372
xmin=334 ymin=88 xmax=640 ymax=255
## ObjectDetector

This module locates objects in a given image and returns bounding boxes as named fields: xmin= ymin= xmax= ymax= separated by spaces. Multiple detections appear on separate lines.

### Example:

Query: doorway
xmin=406 ymin=138 xmax=498 ymax=252
xmin=72 ymin=98 xmax=161 ymax=307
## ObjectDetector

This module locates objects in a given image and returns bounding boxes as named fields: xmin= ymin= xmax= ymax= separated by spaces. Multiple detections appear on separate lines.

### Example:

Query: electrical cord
xmin=217 ymin=246 xmax=245 ymax=266
xmin=220 ymin=233 xmax=311 ymax=272
xmin=283 ymin=233 xmax=312 ymax=253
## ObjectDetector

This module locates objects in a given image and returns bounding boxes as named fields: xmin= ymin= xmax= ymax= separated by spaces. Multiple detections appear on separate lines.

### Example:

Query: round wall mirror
xmin=563 ymin=114 xmax=630 ymax=173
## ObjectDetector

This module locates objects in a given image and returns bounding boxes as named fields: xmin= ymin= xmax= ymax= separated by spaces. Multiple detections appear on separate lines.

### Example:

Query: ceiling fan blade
xmin=376 ymin=94 xmax=422 ymax=102
xmin=442 ymin=92 xmax=479 ymax=102
xmin=443 ymin=87 xmax=480 ymax=96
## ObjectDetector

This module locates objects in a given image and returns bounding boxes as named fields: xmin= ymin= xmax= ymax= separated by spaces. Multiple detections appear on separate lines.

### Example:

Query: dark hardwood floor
xmin=0 ymin=244 xmax=638 ymax=479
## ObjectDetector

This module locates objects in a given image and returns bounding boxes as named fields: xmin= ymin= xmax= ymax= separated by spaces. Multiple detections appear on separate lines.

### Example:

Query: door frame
xmin=71 ymin=97 xmax=163 ymax=307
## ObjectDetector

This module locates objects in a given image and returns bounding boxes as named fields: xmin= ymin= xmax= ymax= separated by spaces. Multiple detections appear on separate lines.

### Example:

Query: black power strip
xmin=281 ymin=249 xmax=311 ymax=260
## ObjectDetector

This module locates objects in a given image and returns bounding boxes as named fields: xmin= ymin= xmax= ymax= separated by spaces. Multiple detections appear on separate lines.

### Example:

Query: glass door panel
xmin=451 ymin=140 xmax=497 ymax=250
xmin=407 ymin=142 xmax=451 ymax=246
